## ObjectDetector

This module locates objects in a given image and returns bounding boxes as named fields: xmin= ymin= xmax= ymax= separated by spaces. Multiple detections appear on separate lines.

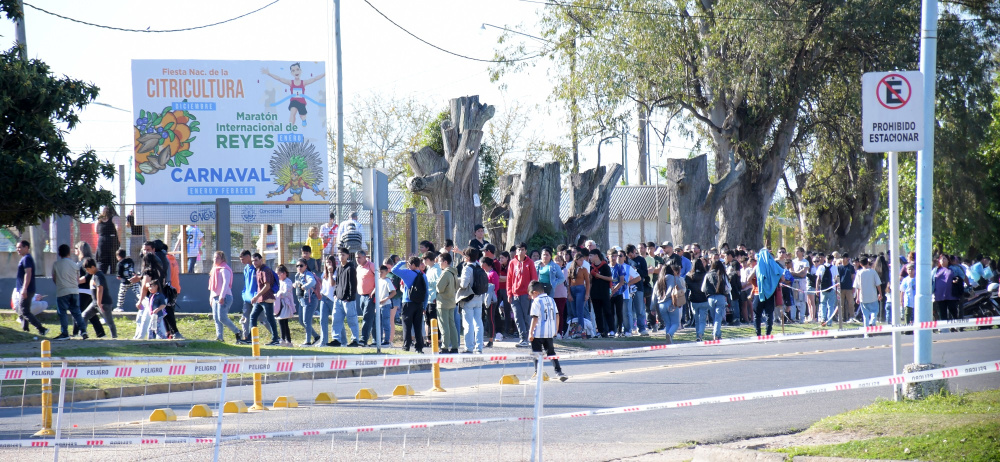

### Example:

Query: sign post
xmin=862 ymin=70 xmax=925 ymax=398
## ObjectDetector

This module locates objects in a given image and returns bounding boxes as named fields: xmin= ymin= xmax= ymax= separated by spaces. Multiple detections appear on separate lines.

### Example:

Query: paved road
xmin=2 ymin=328 xmax=998 ymax=461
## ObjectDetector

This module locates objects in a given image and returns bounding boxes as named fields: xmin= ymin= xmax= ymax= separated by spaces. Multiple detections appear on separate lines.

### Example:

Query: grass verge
xmin=775 ymin=389 xmax=1000 ymax=461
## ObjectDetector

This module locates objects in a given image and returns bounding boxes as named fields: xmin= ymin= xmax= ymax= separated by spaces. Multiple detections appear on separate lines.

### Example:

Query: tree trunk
xmin=506 ymin=161 xmax=563 ymax=247
xmin=637 ymin=105 xmax=648 ymax=185
xmin=563 ymin=164 xmax=624 ymax=251
xmin=806 ymin=154 xmax=884 ymax=256
xmin=718 ymin=152 xmax=784 ymax=250
xmin=406 ymin=96 xmax=495 ymax=246
xmin=665 ymin=154 xmax=744 ymax=248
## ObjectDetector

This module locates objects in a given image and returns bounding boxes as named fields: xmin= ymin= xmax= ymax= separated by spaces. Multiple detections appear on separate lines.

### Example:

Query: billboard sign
xmin=131 ymin=59 xmax=328 ymax=203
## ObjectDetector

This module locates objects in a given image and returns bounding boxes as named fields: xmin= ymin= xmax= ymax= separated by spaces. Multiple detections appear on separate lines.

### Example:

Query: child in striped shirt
xmin=529 ymin=281 xmax=568 ymax=381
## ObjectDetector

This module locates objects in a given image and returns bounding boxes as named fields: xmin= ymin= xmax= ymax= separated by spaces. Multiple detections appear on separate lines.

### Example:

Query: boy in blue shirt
xmin=392 ymin=257 xmax=427 ymax=353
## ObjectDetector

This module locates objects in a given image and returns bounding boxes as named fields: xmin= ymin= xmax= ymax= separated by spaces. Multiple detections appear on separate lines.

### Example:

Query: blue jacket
xmin=242 ymin=264 xmax=257 ymax=303
xmin=392 ymin=261 xmax=421 ymax=303
xmin=755 ymin=249 xmax=783 ymax=301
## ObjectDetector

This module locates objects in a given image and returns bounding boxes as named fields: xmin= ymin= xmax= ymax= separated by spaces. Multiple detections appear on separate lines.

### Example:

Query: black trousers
xmin=401 ymin=301 xmax=424 ymax=352
xmin=611 ymin=295 xmax=624 ymax=333
xmin=591 ymin=297 xmax=612 ymax=335
xmin=17 ymin=291 xmax=44 ymax=333
xmin=754 ymin=292 xmax=776 ymax=336
xmin=531 ymin=338 xmax=562 ymax=373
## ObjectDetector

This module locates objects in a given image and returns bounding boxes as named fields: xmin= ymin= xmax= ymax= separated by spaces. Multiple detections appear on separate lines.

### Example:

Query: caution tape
xmin=780 ymin=282 xmax=838 ymax=294
xmin=0 ymin=317 xmax=996 ymax=380
xmin=4 ymin=359 xmax=996 ymax=448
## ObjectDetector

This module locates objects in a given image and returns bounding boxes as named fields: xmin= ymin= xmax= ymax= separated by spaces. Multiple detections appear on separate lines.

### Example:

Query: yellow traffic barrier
xmin=188 ymin=404 xmax=213 ymax=418
xmin=272 ymin=396 xmax=298 ymax=408
xmin=314 ymin=392 xmax=338 ymax=404
xmin=392 ymin=385 xmax=415 ymax=396
xmin=223 ymin=400 xmax=249 ymax=414
xmin=149 ymin=408 xmax=178 ymax=422
xmin=355 ymin=388 xmax=378 ymax=400
xmin=500 ymin=374 xmax=520 ymax=385
xmin=33 ymin=340 xmax=54 ymax=437
xmin=248 ymin=327 xmax=268 ymax=411
xmin=430 ymin=319 xmax=446 ymax=392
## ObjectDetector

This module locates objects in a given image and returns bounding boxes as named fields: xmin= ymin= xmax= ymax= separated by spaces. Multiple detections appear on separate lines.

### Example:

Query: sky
xmin=1 ymin=0 xmax=690 ymax=202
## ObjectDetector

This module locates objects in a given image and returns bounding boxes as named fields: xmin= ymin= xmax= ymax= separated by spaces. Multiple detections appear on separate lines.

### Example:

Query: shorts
xmin=288 ymin=100 xmax=308 ymax=115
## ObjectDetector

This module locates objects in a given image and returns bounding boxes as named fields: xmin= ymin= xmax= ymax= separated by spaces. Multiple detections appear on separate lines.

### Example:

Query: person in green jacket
xmin=435 ymin=253 xmax=460 ymax=353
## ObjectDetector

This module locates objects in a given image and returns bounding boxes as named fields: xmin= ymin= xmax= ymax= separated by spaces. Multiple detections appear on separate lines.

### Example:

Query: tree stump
xmin=506 ymin=161 xmax=562 ymax=247
xmin=665 ymin=155 xmax=744 ymax=248
xmin=407 ymin=96 xmax=495 ymax=244
xmin=563 ymin=164 xmax=623 ymax=251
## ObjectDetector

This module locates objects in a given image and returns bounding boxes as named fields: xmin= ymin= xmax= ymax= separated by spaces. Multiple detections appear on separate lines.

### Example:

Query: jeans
xmin=379 ymin=303 xmax=393 ymax=344
xmin=620 ymin=295 xmax=634 ymax=333
xmin=319 ymin=296 xmax=334 ymax=344
xmin=82 ymin=302 xmax=117 ymax=338
xmin=658 ymin=301 xmax=681 ymax=339
xmin=135 ymin=309 xmax=152 ymax=339
xmin=708 ymin=295 xmax=728 ymax=340
xmin=692 ymin=301 xmax=711 ymax=340
xmin=511 ymin=295 xmax=532 ymax=342
xmin=438 ymin=306 xmax=458 ymax=350
xmin=357 ymin=295 xmax=376 ymax=344
xmin=729 ymin=299 xmax=740 ymax=325
xmin=240 ymin=300 xmax=254 ymax=340
xmin=859 ymin=301 xmax=879 ymax=326
xmin=56 ymin=294 xmax=86 ymax=336
xmin=630 ymin=294 xmax=647 ymax=333
xmin=332 ymin=298 xmax=359 ymax=343
xmin=819 ymin=290 xmax=837 ymax=323
xmin=187 ymin=256 xmax=197 ymax=273
xmin=754 ymin=292 xmax=776 ymax=336
xmin=569 ymin=285 xmax=587 ymax=327
xmin=210 ymin=294 xmax=240 ymax=340
xmin=298 ymin=296 xmax=319 ymax=343
xmin=454 ymin=303 xmax=462 ymax=340
xmin=250 ymin=301 xmax=278 ymax=342
xmin=462 ymin=301 xmax=484 ymax=352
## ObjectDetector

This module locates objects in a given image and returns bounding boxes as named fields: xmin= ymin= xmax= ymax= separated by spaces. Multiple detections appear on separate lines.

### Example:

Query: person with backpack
xmin=457 ymin=247 xmax=488 ymax=353
xmin=331 ymin=247 xmax=360 ymax=346
xmin=653 ymin=264 xmax=680 ymax=342
xmin=293 ymin=257 xmax=321 ymax=346
xmin=208 ymin=251 xmax=245 ymax=344
xmin=392 ymin=256 xmax=427 ymax=353
xmin=702 ymin=261 xmax=732 ymax=341
xmin=335 ymin=211 xmax=366 ymax=252
xmin=249 ymin=252 xmax=280 ymax=346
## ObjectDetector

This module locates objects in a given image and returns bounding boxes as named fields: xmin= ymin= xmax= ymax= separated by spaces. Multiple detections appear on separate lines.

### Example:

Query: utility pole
xmin=16 ymin=0 xmax=45 ymax=271
xmin=913 ymin=0 xmax=937 ymax=367
xmin=334 ymin=0 xmax=345 ymax=218
xmin=14 ymin=0 xmax=26 ymax=61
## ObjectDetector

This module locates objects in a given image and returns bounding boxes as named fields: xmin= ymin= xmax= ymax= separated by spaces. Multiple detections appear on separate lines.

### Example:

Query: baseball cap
xmin=661 ymin=241 xmax=673 ymax=247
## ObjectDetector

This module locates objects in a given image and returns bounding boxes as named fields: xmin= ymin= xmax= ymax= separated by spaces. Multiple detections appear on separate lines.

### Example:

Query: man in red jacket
xmin=506 ymin=243 xmax=538 ymax=347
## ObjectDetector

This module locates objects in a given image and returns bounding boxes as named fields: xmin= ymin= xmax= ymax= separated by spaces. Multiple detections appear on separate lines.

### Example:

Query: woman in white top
xmin=274 ymin=264 xmax=296 ymax=346
xmin=318 ymin=255 xmax=338 ymax=346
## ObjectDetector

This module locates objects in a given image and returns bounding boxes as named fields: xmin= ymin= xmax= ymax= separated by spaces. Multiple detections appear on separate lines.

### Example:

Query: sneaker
xmin=495 ymin=333 xmax=504 ymax=341
xmin=624 ymin=332 xmax=632 ymax=337
xmin=327 ymin=340 xmax=342 ymax=347
xmin=347 ymin=340 xmax=359 ymax=347
xmin=473 ymin=349 xmax=482 ymax=354
xmin=485 ymin=341 xmax=493 ymax=348
xmin=266 ymin=339 xmax=280 ymax=346
xmin=39 ymin=327 xmax=49 ymax=337
xmin=298 ymin=342 xmax=313 ymax=347
xmin=53 ymin=333 xmax=70 ymax=341
xmin=449 ymin=348 xmax=458 ymax=354
xmin=173 ymin=333 xmax=185 ymax=340
xmin=516 ymin=341 xmax=530 ymax=348
xmin=312 ymin=335 xmax=321 ymax=344
xmin=80 ymin=333 xmax=89 ymax=340
xmin=556 ymin=371 xmax=568 ymax=382
xmin=113 ymin=308 xmax=124 ymax=313
xmin=381 ymin=341 xmax=391 ymax=347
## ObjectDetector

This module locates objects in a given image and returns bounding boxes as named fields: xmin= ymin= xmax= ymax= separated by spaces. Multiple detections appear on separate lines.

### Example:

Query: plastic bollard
xmin=430 ymin=318 xmax=446 ymax=392
xmin=33 ymin=340 xmax=54 ymax=437
xmin=249 ymin=327 xmax=268 ymax=411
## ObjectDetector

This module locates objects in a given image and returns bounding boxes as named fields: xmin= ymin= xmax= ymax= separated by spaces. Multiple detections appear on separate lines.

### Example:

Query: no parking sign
xmin=862 ymin=71 xmax=924 ymax=152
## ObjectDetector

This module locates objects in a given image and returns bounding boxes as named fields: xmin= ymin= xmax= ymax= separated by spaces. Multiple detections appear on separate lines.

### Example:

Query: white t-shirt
xmin=530 ymin=294 xmax=558 ymax=339
xmin=186 ymin=226 xmax=204 ymax=257
xmin=792 ymin=258 xmax=809 ymax=286
xmin=320 ymin=222 xmax=338 ymax=255
xmin=320 ymin=275 xmax=336 ymax=300
xmin=377 ymin=277 xmax=394 ymax=306
xmin=853 ymin=267 xmax=883 ymax=304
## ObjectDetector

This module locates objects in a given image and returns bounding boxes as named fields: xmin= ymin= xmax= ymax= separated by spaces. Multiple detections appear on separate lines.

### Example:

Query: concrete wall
xmin=1 ymin=273 xmax=227 ymax=314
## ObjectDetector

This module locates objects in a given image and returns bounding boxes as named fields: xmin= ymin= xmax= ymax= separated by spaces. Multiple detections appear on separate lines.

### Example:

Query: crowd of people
xmin=12 ymin=209 xmax=998 ymax=350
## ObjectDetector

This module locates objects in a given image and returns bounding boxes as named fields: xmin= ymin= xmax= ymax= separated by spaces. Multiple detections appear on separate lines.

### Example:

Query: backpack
xmin=670 ymin=276 xmax=687 ymax=307
xmin=338 ymin=222 xmax=363 ymax=252
xmin=472 ymin=265 xmax=489 ymax=295
xmin=160 ymin=283 xmax=178 ymax=306
xmin=407 ymin=272 xmax=427 ymax=305
xmin=307 ymin=271 xmax=322 ymax=301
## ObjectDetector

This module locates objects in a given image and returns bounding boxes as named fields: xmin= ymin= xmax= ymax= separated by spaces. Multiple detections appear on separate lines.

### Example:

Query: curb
xmin=0 ymin=363 xmax=431 ymax=408
xmin=692 ymin=446 xmax=785 ymax=462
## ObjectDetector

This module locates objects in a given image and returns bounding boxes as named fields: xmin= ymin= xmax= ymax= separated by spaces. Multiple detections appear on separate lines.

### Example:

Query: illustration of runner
xmin=261 ymin=63 xmax=325 ymax=127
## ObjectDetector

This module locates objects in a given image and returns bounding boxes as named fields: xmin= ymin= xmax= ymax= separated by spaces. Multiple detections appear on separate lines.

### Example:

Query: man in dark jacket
xmin=331 ymin=247 xmax=360 ymax=346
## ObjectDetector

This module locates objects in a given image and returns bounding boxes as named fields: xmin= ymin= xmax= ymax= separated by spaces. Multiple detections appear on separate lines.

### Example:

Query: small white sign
xmin=862 ymin=71 xmax=924 ymax=152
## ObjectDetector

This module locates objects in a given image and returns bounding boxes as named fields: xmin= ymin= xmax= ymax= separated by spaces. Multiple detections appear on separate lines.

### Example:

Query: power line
xmin=362 ymin=0 xmax=546 ymax=63
xmin=23 ymin=0 xmax=281 ymax=33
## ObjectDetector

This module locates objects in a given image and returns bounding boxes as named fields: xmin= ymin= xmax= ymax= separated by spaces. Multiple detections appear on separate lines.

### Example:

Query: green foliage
xmin=526 ymin=221 xmax=566 ymax=251
xmin=418 ymin=110 xmax=450 ymax=154
xmin=479 ymin=143 xmax=498 ymax=210
xmin=0 ymin=43 xmax=115 ymax=229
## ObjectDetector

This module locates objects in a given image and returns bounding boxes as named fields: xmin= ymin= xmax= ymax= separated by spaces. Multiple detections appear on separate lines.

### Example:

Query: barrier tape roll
xmin=2 ymin=359 xmax=995 ymax=448
xmin=0 ymin=317 xmax=996 ymax=379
